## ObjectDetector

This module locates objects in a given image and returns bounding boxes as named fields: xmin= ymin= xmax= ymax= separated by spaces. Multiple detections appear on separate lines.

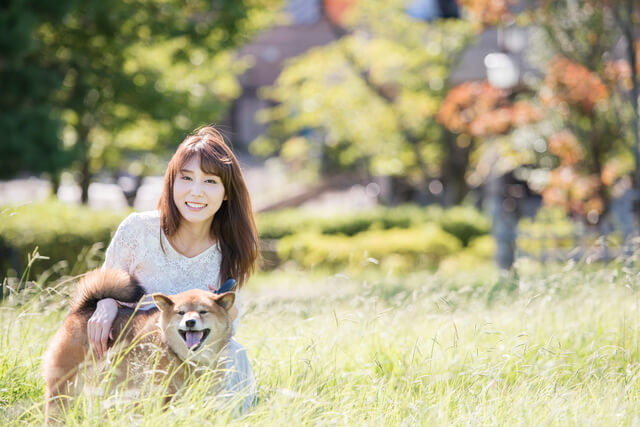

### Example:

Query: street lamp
xmin=484 ymin=44 xmax=521 ymax=269
xmin=484 ymin=52 xmax=519 ymax=90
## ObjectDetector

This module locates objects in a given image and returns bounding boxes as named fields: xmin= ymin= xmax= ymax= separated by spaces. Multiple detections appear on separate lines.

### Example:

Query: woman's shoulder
xmin=117 ymin=210 xmax=160 ymax=236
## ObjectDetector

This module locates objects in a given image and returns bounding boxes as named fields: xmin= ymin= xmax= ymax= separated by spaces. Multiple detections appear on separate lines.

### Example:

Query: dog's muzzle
xmin=179 ymin=328 xmax=211 ymax=351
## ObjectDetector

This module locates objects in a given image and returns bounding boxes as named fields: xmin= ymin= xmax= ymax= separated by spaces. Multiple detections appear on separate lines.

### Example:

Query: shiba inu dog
xmin=42 ymin=269 xmax=235 ymax=420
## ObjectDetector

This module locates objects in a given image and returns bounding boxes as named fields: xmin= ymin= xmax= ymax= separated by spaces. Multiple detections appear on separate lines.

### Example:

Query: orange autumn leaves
xmin=435 ymin=81 xmax=540 ymax=137
xmin=547 ymin=130 xmax=583 ymax=166
xmin=540 ymin=57 xmax=609 ymax=115
xmin=436 ymin=55 xmax=623 ymax=218
xmin=543 ymin=128 xmax=623 ymax=218
xmin=458 ymin=0 xmax=515 ymax=28
xmin=544 ymin=130 xmax=604 ymax=217
xmin=541 ymin=58 xmax=624 ymax=217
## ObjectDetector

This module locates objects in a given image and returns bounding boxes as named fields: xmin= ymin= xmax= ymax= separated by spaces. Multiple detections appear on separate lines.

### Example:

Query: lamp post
xmin=484 ymin=42 xmax=521 ymax=269
xmin=484 ymin=52 xmax=519 ymax=90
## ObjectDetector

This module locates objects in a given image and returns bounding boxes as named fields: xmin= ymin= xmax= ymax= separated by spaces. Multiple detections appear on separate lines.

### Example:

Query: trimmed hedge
xmin=256 ymin=205 xmax=439 ymax=238
xmin=0 ymin=201 xmax=492 ymax=279
xmin=277 ymin=224 xmax=463 ymax=271
xmin=256 ymin=204 xmax=487 ymax=246
xmin=439 ymin=206 xmax=491 ymax=246
xmin=0 ymin=201 xmax=127 ymax=279
xmin=516 ymin=207 xmax=582 ymax=256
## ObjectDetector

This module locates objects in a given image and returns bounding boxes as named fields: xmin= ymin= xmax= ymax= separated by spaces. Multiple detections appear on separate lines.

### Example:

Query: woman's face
xmin=173 ymin=156 xmax=226 ymax=226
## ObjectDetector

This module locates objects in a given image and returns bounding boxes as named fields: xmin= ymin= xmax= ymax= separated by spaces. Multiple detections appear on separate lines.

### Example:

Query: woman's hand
xmin=87 ymin=298 xmax=118 ymax=358
xmin=208 ymin=283 xmax=238 ymax=321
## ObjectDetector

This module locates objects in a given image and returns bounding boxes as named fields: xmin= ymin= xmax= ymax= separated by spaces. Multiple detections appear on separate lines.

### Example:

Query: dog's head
xmin=152 ymin=289 xmax=235 ymax=363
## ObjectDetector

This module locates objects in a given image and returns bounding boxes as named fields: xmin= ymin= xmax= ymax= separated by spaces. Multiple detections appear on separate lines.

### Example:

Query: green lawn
xmin=2 ymin=258 xmax=640 ymax=425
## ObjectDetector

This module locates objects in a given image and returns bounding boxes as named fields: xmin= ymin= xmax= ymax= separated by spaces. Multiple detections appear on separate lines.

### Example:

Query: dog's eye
xmin=177 ymin=311 xmax=185 ymax=315
xmin=199 ymin=310 xmax=207 ymax=315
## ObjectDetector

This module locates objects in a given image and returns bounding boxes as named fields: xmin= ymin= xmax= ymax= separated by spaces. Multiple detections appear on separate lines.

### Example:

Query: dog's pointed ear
xmin=152 ymin=293 xmax=173 ymax=312
xmin=215 ymin=292 xmax=235 ymax=311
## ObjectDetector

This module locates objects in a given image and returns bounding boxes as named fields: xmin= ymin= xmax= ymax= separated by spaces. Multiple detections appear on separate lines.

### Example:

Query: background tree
xmin=537 ymin=57 xmax=627 ymax=223
xmin=252 ymin=0 xmax=475 ymax=204
xmin=436 ymin=81 xmax=540 ymax=192
xmin=525 ymin=0 xmax=639 ymax=224
xmin=9 ymin=0 xmax=276 ymax=203
xmin=0 ymin=0 xmax=76 ymax=188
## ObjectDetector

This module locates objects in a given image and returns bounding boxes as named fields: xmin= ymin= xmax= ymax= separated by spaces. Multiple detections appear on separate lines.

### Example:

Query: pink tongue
xmin=185 ymin=331 xmax=204 ymax=349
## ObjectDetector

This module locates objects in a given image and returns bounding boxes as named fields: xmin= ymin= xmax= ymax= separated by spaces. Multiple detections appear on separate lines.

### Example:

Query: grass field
xmin=2 ymin=256 xmax=640 ymax=425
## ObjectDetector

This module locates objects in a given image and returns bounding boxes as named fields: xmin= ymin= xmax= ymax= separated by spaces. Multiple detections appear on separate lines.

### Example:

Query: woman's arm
xmin=91 ymin=214 xmax=137 ymax=356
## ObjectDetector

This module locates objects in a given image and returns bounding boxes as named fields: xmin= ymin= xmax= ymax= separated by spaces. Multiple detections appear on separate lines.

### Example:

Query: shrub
xmin=0 ymin=201 xmax=128 ymax=280
xmin=516 ymin=207 xmax=581 ymax=257
xmin=256 ymin=209 xmax=320 ymax=239
xmin=0 ymin=201 xmax=492 ymax=279
xmin=466 ymin=235 xmax=497 ymax=259
xmin=277 ymin=224 xmax=462 ymax=271
xmin=438 ymin=235 xmax=497 ymax=274
xmin=438 ymin=206 xmax=491 ymax=246
xmin=256 ymin=207 xmax=397 ymax=239
xmin=257 ymin=204 xmax=459 ymax=239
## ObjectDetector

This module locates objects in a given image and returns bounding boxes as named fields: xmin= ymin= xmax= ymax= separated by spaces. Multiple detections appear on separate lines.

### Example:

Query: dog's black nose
xmin=185 ymin=319 xmax=196 ymax=328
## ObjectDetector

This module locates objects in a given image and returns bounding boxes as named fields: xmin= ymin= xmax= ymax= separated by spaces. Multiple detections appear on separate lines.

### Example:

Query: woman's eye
xmin=205 ymin=179 xmax=217 ymax=184
xmin=180 ymin=176 xmax=191 ymax=181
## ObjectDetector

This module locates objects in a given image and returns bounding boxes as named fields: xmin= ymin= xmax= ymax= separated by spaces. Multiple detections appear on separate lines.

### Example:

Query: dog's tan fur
xmin=42 ymin=269 xmax=235 ymax=421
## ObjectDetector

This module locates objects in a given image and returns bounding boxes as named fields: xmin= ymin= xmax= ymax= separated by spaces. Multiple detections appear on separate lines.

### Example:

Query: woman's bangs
xmin=198 ymin=149 xmax=228 ymax=179
xmin=172 ymin=150 xmax=198 ymax=175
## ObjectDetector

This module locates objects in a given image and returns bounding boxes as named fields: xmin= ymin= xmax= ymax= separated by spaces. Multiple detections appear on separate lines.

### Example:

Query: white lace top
xmin=103 ymin=211 xmax=242 ymax=333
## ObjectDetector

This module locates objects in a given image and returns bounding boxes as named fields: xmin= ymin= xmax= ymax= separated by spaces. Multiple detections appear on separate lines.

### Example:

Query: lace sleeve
xmin=103 ymin=215 xmax=135 ymax=273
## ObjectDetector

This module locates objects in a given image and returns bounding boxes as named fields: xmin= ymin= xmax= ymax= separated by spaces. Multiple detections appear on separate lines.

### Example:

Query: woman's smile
xmin=185 ymin=201 xmax=208 ymax=210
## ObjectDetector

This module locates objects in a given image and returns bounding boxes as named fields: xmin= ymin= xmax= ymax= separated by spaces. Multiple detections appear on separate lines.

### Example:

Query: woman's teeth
xmin=186 ymin=202 xmax=207 ymax=208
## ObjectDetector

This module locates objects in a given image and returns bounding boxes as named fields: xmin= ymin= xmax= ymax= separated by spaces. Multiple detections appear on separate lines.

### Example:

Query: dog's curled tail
xmin=70 ymin=269 xmax=145 ymax=314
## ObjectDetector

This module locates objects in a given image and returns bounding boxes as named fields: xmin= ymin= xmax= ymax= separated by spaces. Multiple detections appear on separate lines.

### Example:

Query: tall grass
xmin=2 ymin=253 xmax=640 ymax=425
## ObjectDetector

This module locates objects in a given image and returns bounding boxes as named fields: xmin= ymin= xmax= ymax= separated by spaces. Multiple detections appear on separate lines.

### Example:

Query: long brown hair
xmin=158 ymin=126 xmax=259 ymax=288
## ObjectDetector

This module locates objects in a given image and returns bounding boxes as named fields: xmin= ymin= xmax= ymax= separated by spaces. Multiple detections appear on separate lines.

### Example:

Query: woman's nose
xmin=190 ymin=181 xmax=203 ymax=196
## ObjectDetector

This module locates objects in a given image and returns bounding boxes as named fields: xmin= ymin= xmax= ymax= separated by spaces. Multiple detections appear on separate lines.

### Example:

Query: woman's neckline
xmin=161 ymin=229 xmax=219 ymax=260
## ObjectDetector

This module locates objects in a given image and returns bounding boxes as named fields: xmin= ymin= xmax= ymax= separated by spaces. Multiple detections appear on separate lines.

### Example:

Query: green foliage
xmin=516 ymin=207 xmax=581 ymax=256
xmin=0 ymin=0 xmax=76 ymax=179
xmin=253 ymin=0 xmax=474 ymax=194
xmin=439 ymin=205 xmax=491 ymax=246
xmin=258 ymin=204 xmax=491 ymax=272
xmin=438 ymin=234 xmax=497 ymax=275
xmin=3 ymin=0 xmax=279 ymax=199
xmin=258 ymin=204 xmax=488 ymax=246
xmin=277 ymin=224 xmax=462 ymax=271
xmin=0 ymin=202 xmax=490 ymax=279
xmin=0 ymin=201 xmax=127 ymax=280
xmin=523 ymin=1 xmax=639 ymax=218
xmin=466 ymin=234 xmax=497 ymax=258
xmin=256 ymin=204 xmax=444 ymax=239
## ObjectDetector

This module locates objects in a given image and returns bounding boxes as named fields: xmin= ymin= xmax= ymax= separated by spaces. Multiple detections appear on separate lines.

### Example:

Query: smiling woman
xmin=173 ymin=157 xmax=227 ymax=236
xmin=85 ymin=125 xmax=259 ymax=413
